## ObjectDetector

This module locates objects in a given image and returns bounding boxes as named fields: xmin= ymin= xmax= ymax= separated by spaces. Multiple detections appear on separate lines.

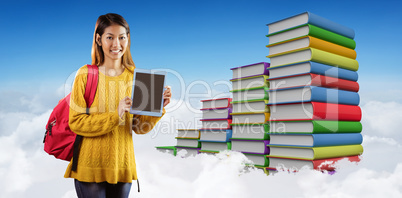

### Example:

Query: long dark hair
xmin=91 ymin=13 xmax=135 ymax=72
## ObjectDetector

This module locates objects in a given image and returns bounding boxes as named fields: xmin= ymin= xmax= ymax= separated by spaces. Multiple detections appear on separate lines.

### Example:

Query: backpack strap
xmin=72 ymin=64 xmax=99 ymax=172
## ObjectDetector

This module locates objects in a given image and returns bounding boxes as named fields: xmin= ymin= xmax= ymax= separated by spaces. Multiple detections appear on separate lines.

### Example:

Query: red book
xmin=268 ymin=155 xmax=361 ymax=171
xmin=269 ymin=73 xmax=359 ymax=92
xmin=269 ymin=102 xmax=362 ymax=121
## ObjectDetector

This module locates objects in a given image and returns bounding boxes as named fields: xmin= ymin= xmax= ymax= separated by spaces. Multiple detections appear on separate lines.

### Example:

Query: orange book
xmin=267 ymin=36 xmax=356 ymax=59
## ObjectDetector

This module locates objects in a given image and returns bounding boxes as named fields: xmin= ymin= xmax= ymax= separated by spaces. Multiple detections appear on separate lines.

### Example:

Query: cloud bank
xmin=0 ymin=88 xmax=401 ymax=198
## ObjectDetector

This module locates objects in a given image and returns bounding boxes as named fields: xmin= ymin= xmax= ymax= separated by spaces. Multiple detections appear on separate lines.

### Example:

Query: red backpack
xmin=43 ymin=65 xmax=98 ymax=171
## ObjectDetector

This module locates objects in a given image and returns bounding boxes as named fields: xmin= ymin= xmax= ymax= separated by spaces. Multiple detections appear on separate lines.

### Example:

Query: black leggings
xmin=74 ymin=179 xmax=132 ymax=198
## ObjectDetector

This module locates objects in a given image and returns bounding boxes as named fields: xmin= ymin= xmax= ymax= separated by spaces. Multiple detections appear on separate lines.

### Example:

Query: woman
xmin=64 ymin=13 xmax=171 ymax=198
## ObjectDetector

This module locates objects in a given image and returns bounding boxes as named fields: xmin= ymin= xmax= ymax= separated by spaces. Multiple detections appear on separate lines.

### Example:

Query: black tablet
xmin=130 ymin=68 xmax=166 ymax=117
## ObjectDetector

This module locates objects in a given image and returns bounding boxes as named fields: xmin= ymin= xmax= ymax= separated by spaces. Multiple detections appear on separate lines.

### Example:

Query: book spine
xmin=308 ymin=24 xmax=356 ymax=49
xmin=309 ymin=61 xmax=358 ymax=81
xmin=310 ymin=74 xmax=359 ymax=92
xmin=226 ymin=129 xmax=233 ymax=142
xmin=313 ymin=144 xmax=363 ymax=159
xmin=310 ymin=48 xmax=359 ymax=71
xmin=308 ymin=36 xmax=356 ymax=59
xmin=312 ymin=133 xmax=363 ymax=147
xmin=307 ymin=12 xmax=355 ymax=39
xmin=312 ymin=121 xmax=363 ymax=133
xmin=311 ymin=102 xmax=362 ymax=121
xmin=264 ymin=62 xmax=270 ymax=75
xmin=311 ymin=86 xmax=360 ymax=105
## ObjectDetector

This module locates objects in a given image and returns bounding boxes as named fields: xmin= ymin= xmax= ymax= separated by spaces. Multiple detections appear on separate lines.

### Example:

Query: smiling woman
xmin=62 ymin=13 xmax=172 ymax=198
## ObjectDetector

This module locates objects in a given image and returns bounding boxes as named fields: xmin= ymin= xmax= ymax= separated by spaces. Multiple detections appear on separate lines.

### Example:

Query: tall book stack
xmin=199 ymin=98 xmax=233 ymax=154
xmin=175 ymin=129 xmax=201 ymax=157
xmin=265 ymin=12 xmax=363 ymax=172
xmin=229 ymin=62 xmax=271 ymax=169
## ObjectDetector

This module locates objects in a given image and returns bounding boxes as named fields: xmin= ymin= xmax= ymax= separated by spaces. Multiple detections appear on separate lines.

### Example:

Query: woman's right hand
xmin=118 ymin=96 xmax=132 ymax=118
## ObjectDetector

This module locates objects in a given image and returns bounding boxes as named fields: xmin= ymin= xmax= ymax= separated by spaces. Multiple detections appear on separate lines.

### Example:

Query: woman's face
xmin=98 ymin=24 xmax=129 ymax=63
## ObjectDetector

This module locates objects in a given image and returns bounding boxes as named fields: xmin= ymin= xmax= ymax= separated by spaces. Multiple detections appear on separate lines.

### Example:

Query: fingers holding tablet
xmin=119 ymin=96 xmax=132 ymax=118
xmin=163 ymin=86 xmax=172 ymax=107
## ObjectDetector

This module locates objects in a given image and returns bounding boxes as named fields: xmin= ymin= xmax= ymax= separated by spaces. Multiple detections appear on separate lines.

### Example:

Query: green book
xmin=267 ymin=24 xmax=356 ymax=49
xmin=268 ymin=120 xmax=362 ymax=134
xmin=231 ymin=99 xmax=269 ymax=114
xmin=268 ymin=144 xmax=363 ymax=160
xmin=155 ymin=146 xmax=177 ymax=156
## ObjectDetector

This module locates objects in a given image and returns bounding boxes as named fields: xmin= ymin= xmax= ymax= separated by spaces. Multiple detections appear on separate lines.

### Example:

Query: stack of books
xmin=229 ymin=62 xmax=271 ymax=169
xmin=175 ymin=129 xmax=201 ymax=157
xmin=265 ymin=12 xmax=363 ymax=172
xmin=199 ymin=98 xmax=233 ymax=154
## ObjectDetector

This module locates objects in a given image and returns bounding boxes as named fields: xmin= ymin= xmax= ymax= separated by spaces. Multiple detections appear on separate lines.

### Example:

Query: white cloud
xmin=1 ymin=91 xmax=402 ymax=198
xmin=361 ymin=101 xmax=402 ymax=141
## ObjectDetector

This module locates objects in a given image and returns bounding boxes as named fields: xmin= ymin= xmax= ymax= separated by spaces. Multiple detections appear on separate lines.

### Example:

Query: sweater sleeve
xmin=69 ymin=66 xmax=120 ymax=137
xmin=132 ymin=108 xmax=166 ymax=134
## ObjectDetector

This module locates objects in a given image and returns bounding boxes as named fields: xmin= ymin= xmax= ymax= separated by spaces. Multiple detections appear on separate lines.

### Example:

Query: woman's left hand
xmin=163 ymin=86 xmax=172 ymax=107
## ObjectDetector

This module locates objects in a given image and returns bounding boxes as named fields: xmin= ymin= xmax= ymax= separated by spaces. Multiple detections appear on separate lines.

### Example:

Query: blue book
xmin=268 ymin=61 xmax=358 ymax=81
xmin=267 ymin=12 xmax=355 ymax=39
xmin=268 ymin=133 xmax=363 ymax=147
xmin=267 ymin=86 xmax=360 ymax=105
xmin=199 ymin=129 xmax=232 ymax=142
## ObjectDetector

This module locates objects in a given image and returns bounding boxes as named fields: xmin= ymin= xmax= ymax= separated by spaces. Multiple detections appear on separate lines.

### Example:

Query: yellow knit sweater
xmin=64 ymin=65 xmax=164 ymax=183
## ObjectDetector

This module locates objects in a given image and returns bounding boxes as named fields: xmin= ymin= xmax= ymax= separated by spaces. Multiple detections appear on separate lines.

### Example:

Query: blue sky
xmin=1 ymin=0 xmax=402 ymax=104
xmin=1 ymin=1 xmax=402 ymax=197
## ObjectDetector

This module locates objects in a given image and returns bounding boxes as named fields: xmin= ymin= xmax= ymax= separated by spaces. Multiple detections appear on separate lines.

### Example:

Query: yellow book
xmin=267 ymin=36 xmax=356 ymax=59
xmin=268 ymin=48 xmax=359 ymax=71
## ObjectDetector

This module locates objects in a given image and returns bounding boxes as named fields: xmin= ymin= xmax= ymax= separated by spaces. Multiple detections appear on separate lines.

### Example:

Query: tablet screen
xmin=130 ymin=69 xmax=166 ymax=117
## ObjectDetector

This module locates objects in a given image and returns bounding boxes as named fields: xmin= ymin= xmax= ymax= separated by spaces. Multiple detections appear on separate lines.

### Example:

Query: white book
xmin=199 ymin=130 xmax=231 ymax=142
xmin=232 ymin=100 xmax=268 ymax=114
xmin=231 ymin=113 xmax=269 ymax=124
xmin=268 ymin=36 xmax=313 ymax=57
xmin=269 ymin=121 xmax=315 ymax=133
xmin=244 ymin=153 xmax=269 ymax=166
xmin=269 ymin=73 xmax=315 ymax=90
xmin=201 ymin=98 xmax=231 ymax=109
xmin=231 ymin=139 xmax=269 ymax=154
xmin=269 ymin=48 xmax=313 ymax=67
xmin=202 ymin=108 xmax=231 ymax=119
xmin=231 ymin=75 xmax=268 ymax=90
xmin=231 ymin=124 xmax=268 ymax=140
xmin=200 ymin=142 xmax=231 ymax=152
xmin=201 ymin=119 xmax=231 ymax=129
xmin=176 ymin=138 xmax=200 ymax=148
xmin=268 ymin=25 xmax=311 ymax=45
xmin=269 ymin=102 xmax=316 ymax=120
xmin=269 ymin=62 xmax=315 ymax=79
xmin=232 ymin=87 xmax=268 ymax=102
xmin=231 ymin=62 xmax=269 ymax=79
xmin=177 ymin=129 xmax=200 ymax=138
xmin=269 ymin=157 xmax=315 ymax=170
